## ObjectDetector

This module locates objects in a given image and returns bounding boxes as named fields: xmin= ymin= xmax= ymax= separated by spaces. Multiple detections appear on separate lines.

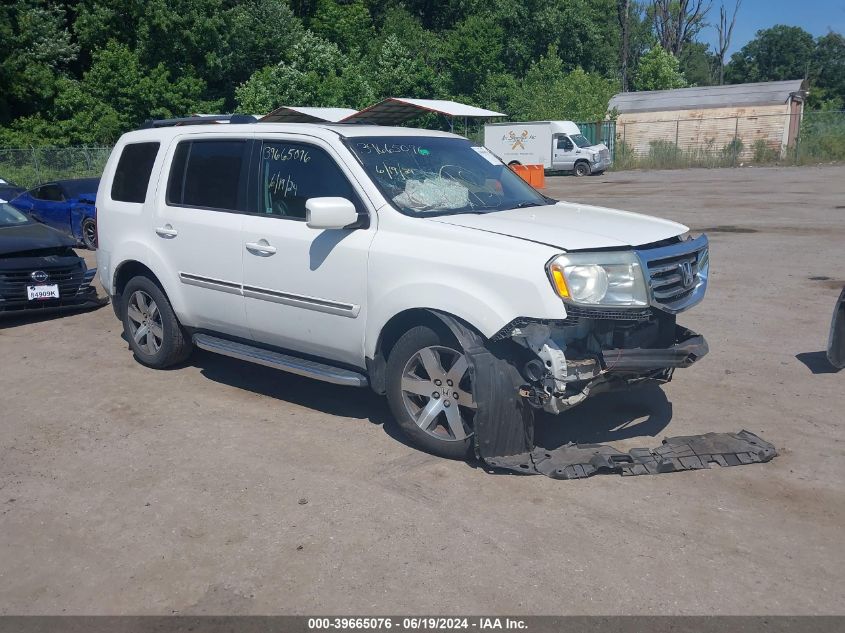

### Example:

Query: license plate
xmin=27 ymin=284 xmax=60 ymax=301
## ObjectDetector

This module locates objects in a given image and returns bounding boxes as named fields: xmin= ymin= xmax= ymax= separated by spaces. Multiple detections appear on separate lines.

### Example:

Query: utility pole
xmin=618 ymin=0 xmax=631 ymax=92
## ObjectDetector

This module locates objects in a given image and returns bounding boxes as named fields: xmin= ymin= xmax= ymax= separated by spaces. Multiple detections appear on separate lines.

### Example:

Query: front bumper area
xmin=602 ymin=326 xmax=708 ymax=373
xmin=0 ymin=265 xmax=107 ymax=315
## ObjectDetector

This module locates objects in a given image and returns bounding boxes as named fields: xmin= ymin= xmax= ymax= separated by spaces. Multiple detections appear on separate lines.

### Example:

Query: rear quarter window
xmin=111 ymin=142 xmax=160 ymax=203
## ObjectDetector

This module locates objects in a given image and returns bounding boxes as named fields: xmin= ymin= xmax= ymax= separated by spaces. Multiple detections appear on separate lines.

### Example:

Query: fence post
xmin=30 ymin=145 xmax=42 ymax=184
xmin=733 ymin=117 xmax=740 ymax=166
xmin=674 ymin=119 xmax=680 ymax=165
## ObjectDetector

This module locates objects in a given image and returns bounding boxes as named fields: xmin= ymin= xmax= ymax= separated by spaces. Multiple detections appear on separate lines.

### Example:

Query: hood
xmin=0 ymin=220 xmax=77 ymax=256
xmin=427 ymin=202 xmax=688 ymax=251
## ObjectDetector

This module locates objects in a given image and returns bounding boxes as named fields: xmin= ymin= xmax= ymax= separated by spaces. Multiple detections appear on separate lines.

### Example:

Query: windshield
xmin=62 ymin=178 xmax=99 ymax=199
xmin=0 ymin=202 xmax=30 ymax=227
xmin=345 ymin=136 xmax=548 ymax=216
xmin=571 ymin=134 xmax=592 ymax=148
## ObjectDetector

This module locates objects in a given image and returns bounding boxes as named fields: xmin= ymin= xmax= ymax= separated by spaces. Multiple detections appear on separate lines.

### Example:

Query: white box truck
xmin=484 ymin=121 xmax=611 ymax=176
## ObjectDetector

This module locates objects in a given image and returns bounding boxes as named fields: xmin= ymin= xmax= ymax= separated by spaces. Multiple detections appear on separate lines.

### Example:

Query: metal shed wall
xmin=617 ymin=103 xmax=798 ymax=160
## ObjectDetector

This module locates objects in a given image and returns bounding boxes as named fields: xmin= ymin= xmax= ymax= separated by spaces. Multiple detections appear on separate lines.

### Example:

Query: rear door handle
xmin=155 ymin=225 xmax=178 ymax=238
xmin=245 ymin=240 xmax=277 ymax=256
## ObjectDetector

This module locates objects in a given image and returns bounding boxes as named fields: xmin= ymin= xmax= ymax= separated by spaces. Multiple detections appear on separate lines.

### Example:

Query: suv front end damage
xmin=496 ymin=235 xmax=710 ymax=415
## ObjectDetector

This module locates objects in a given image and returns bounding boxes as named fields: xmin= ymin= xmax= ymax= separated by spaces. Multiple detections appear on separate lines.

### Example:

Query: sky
xmin=699 ymin=0 xmax=845 ymax=56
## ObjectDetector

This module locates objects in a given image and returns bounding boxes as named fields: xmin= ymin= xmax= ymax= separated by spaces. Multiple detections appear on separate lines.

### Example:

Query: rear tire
xmin=81 ymin=217 xmax=97 ymax=250
xmin=574 ymin=161 xmax=591 ymax=177
xmin=121 ymin=276 xmax=191 ymax=369
xmin=386 ymin=325 xmax=475 ymax=459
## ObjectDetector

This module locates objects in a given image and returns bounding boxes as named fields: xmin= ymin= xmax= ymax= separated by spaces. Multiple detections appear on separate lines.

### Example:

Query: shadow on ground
xmin=795 ymin=351 xmax=841 ymax=374
xmin=193 ymin=349 xmax=674 ymax=456
xmin=192 ymin=349 xmax=414 ymax=449
xmin=534 ymin=384 xmax=673 ymax=449
xmin=0 ymin=302 xmax=106 ymax=329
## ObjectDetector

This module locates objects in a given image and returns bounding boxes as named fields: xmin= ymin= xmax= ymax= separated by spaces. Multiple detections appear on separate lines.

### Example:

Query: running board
xmin=192 ymin=333 xmax=368 ymax=387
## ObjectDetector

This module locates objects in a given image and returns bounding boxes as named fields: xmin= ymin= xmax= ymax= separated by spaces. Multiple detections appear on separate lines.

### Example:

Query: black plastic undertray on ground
xmin=483 ymin=430 xmax=777 ymax=479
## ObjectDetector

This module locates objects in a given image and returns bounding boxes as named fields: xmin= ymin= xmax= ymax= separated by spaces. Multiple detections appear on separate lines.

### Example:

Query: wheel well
xmin=508 ymin=160 xmax=522 ymax=166
xmin=367 ymin=309 xmax=482 ymax=395
xmin=112 ymin=261 xmax=161 ymax=317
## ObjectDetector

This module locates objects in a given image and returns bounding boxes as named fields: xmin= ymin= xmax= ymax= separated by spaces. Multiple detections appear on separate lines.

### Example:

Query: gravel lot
xmin=1 ymin=165 xmax=843 ymax=615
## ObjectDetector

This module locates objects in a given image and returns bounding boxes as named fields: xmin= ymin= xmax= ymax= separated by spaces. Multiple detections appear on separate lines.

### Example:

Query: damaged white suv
xmin=97 ymin=119 xmax=709 ymax=460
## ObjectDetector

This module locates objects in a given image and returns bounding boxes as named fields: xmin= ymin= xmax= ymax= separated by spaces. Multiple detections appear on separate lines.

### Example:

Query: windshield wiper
xmin=513 ymin=201 xmax=544 ymax=209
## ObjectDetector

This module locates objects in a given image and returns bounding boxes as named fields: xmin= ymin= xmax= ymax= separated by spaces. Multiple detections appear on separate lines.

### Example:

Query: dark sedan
xmin=0 ymin=177 xmax=25 ymax=203
xmin=8 ymin=177 xmax=99 ymax=250
xmin=0 ymin=202 xmax=104 ymax=315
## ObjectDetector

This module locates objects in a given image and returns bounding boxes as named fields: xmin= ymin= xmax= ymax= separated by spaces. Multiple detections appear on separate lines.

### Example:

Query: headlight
xmin=547 ymin=251 xmax=648 ymax=306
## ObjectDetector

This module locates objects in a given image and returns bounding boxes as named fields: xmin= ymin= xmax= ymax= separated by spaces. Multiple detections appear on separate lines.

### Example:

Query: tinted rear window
xmin=111 ymin=143 xmax=159 ymax=203
xmin=62 ymin=178 xmax=100 ymax=199
xmin=166 ymin=140 xmax=248 ymax=212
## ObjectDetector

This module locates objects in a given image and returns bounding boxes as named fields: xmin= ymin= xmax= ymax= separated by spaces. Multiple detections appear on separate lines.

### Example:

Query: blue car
xmin=9 ymin=177 xmax=99 ymax=250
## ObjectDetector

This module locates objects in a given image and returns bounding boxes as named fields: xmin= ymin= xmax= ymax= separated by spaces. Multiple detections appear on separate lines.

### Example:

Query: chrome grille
xmin=636 ymin=235 xmax=709 ymax=314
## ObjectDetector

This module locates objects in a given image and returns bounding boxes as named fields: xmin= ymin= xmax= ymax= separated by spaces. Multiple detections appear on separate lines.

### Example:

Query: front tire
xmin=81 ymin=217 xmax=97 ymax=250
xmin=386 ymin=325 xmax=476 ymax=459
xmin=121 ymin=276 xmax=191 ymax=368
xmin=574 ymin=161 xmax=591 ymax=177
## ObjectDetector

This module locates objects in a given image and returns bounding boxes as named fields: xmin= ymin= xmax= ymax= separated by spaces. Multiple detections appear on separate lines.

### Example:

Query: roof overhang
xmin=342 ymin=98 xmax=505 ymax=125
xmin=260 ymin=106 xmax=359 ymax=123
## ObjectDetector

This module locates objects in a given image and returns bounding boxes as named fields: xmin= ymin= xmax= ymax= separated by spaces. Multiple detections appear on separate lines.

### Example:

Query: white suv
xmin=96 ymin=119 xmax=709 ymax=460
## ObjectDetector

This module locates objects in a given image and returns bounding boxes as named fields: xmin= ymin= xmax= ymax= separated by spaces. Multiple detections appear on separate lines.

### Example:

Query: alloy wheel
xmin=126 ymin=290 xmax=163 ymax=355
xmin=82 ymin=219 xmax=97 ymax=249
xmin=400 ymin=345 xmax=476 ymax=441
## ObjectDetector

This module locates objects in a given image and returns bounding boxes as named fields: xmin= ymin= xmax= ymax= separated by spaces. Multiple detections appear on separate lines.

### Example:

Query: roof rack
xmin=138 ymin=114 xmax=258 ymax=129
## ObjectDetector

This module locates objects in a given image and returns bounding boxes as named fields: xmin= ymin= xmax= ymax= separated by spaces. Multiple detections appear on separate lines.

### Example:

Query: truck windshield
xmin=570 ymin=134 xmax=592 ymax=148
xmin=345 ymin=136 xmax=548 ymax=216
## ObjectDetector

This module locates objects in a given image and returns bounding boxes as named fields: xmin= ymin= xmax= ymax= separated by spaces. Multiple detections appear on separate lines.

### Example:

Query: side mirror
xmin=305 ymin=197 xmax=359 ymax=230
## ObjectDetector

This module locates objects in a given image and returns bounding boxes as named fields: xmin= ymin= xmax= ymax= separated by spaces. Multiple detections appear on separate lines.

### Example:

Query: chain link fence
xmin=0 ymin=147 xmax=111 ymax=189
xmin=613 ymin=110 xmax=845 ymax=170
xmin=0 ymin=112 xmax=842 ymax=188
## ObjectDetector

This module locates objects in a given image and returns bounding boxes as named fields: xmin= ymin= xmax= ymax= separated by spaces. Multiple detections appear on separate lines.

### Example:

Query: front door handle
xmin=245 ymin=240 xmax=277 ymax=256
xmin=155 ymin=225 xmax=178 ymax=238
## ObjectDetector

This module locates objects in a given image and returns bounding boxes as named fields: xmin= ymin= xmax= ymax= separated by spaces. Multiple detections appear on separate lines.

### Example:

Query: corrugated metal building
xmin=608 ymin=80 xmax=808 ymax=160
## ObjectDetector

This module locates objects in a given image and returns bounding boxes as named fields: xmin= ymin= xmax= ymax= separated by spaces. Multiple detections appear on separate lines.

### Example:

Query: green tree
xmin=634 ymin=46 xmax=688 ymax=90
xmin=54 ymin=41 xmax=220 ymax=144
xmin=810 ymin=32 xmax=845 ymax=109
xmin=507 ymin=46 xmax=619 ymax=120
xmin=445 ymin=14 xmax=504 ymax=97
xmin=235 ymin=32 xmax=374 ymax=113
xmin=310 ymin=0 xmax=374 ymax=53
xmin=220 ymin=0 xmax=306 ymax=106
xmin=369 ymin=34 xmax=446 ymax=99
xmin=679 ymin=41 xmax=717 ymax=86
xmin=0 ymin=0 xmax=78 ymax=124
xmin=725 ymin=25 xmax=815 ymax=84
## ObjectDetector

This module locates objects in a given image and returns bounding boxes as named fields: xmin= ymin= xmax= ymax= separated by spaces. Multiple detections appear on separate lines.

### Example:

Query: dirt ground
xmin=1 ymin=165 xmax=843 ymax=615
